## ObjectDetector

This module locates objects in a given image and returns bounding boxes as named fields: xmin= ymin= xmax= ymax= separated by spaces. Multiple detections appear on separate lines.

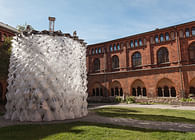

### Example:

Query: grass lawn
xmin=0 ymin=122 xmax=195 ymax=140
xmin=94 ymin=107 xmax=195 ymax=124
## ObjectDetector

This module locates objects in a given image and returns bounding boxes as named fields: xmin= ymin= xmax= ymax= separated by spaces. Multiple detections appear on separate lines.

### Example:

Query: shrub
xmin=125 ymin=96 xmax=135 ymax=104
xmin=114 ymin=96 xmax=123 ymax=103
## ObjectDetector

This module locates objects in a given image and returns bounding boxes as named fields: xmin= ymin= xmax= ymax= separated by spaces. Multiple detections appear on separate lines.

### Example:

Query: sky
xmin=0 ymin=0 xmax=195 ymax=44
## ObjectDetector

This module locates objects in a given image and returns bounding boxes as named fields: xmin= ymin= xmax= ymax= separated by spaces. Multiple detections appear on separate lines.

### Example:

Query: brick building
xmin=0 ymin=22 xmax=18 ymax=103
xmin=87 ymin=21 xmax=195 ymax=102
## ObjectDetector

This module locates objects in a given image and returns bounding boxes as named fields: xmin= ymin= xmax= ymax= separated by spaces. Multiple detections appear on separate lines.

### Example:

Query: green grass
xmin=94 ymin=107 xmax=195 ymax=124
xmin=0 ymin=122 xmax=195 ymax=140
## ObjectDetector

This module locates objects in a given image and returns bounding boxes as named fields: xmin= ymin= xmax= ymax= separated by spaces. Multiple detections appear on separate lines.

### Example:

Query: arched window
xmin=132 ymin=52 xmax=142 ymax=67
xmin=158 ymin=87 xmax=163 ymax=97
xmin=96 ymin=88 xmax=100 ymax=96
xmin=143 ymin=38 xmax=147 ymax=46
xmin=150 ymin=36 xmax=154 ymax=44
xmin=155 ymin=35 xmax=159 ymax=43
xmin=132 ymin=88 xmax=136 ymax=96
xmin=111 ymin=88 xmax=114 ymax=96
xmin=164 ymin=86 xmax=169 ymax=97
xmin=135 ymin=40 xmax=138 ymax=47
xmin=179 ymin=30 xmax=184 ymax=38
xmin=130 ymin=40 xmax=134 ymax=48
xmin=171 ymin=87 xmax=176 ymax=97
xmin=92 ymin=88 xmax=95 ymax=96
xmin=190 ymin=87 xmax=195 ymax=94
xmin=93 ymin=58 xmax=100 ymax=72
xmin=137 ymin=87 xmax=141 ymax=96
xmin=157 ymin=47 xmax=169 ymax=64
xmin=165 ymin=33 xmax=169 ymax=41
xmin=185 ymin=28 xmax=190 ymax=37
xmin=171 ymin=32 xmax=175 ymax=40
xmin=92 ymin=48 xmax=95 ymax=55
xmin=110 ymin=45 xmax=113 ymax=52
xmin=139 ymin=39 xmax=142 ymax=46
xmin=95 ymin=48 xmax=98 ymax=54
xmin=160 ymin=34 xmax=164 ymax=42
xmin=115 ymin=87 xmax=119 ymax=96
xmin=189 ymin=43 xmax=195 ymax=62
xmin=143 ymin=88 xmax=147 ymax=96
xmin=112 ymin=55 xmax=119 ymax=69
xmin=114 ymin=44 xmax=117 ymax=51
xmin=120 ymin=88 xmax=123 ymax=96
xmin=98 ymin=48 xmax=101 ymax=54
xmin=192 ymin=27 xmax=195 ymax=36
xmin=117 ymin=43 xmax=120 ymax=50
xmin=100 ymin=88 xmax=103 ymax=96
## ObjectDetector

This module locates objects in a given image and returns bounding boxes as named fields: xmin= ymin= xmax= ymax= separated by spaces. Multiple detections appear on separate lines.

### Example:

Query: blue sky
xmin=1 ymin=0 xmax=195 ymax=44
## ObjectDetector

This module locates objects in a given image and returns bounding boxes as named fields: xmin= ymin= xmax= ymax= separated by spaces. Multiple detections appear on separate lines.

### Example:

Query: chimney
xmin=48 ymin=17 xmax=56 ymax=32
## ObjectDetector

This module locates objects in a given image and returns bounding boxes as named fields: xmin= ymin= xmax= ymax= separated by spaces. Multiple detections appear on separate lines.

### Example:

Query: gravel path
xmin=0 ymin=103 xmax=195 ymax=132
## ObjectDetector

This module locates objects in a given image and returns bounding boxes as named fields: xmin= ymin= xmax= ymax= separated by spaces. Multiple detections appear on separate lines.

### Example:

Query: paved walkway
xmin=0 ymin=103 xmax=195 ymax=132
xmin=88 ymin=103 xmax=195 ymax=110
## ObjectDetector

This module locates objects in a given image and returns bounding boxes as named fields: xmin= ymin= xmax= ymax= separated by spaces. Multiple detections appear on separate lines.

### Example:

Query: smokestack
xmin=48 ymin=17 xmax=56 ymax=32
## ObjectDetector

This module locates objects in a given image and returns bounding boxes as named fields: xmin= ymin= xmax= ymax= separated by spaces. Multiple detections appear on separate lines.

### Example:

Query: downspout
xmin=175 ymin=26 xmax=185 ymax=98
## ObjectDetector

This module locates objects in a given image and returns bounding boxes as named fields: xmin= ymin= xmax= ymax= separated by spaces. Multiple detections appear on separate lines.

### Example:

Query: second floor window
xmin=192 ymin=27 xmax=195 ymax=36
xmin=165 ymin=33 xmax=169 ymax=41
xmin=132 ymin=52 xmax=142 ymax=67
xmin=157 ymin=47 xmax=169 ymax=64
xmin=93 ymin=58 xmax=100 ymax=72
xmin=112 ymin=55 xmax=119 ymax=69
xmin=186 ymin=28 xmax=190 ymax=37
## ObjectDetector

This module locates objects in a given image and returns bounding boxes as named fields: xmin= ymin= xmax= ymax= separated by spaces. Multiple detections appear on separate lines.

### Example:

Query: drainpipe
xmin=175 ymin=26 xmax=185 ymax=98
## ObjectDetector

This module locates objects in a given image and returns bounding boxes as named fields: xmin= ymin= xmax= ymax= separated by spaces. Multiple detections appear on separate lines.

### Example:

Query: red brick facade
xmin=0 ymin=22 xmax=17 ymax=103
xmin=87 ymin=21 xmax=195 ymax=101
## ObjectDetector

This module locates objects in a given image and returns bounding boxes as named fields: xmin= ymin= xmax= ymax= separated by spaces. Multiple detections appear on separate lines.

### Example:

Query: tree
xmin=0 ymin=36 xmax=12 ymax=79
xmin=16 ymin=23 xmax=34 ymax=32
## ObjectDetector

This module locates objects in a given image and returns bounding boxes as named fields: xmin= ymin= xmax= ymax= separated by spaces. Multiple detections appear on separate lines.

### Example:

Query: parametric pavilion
xmin=4 ymin=27 xmax=88 ymax=121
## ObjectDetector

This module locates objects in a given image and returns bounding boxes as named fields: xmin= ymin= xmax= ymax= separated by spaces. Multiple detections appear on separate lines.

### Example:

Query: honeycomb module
xmin=5 ymin=33 xmax=88 ymax=121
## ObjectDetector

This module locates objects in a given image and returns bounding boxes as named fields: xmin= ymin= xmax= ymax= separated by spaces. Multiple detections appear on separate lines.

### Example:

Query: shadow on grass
xmin=0 ymin=122 xmax=189 ymax=140
xmin=94 ymin=107 xmax=195 ymax=124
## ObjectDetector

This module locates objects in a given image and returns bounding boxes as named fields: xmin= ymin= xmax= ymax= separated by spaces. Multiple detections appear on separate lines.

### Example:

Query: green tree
xmin=0 ymin=36 xmax=12 ymax=79
xmin=16 ymin=23 xmax=34 ymax=32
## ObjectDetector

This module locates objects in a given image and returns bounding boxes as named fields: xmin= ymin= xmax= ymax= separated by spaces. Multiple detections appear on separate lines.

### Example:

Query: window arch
xmin=135 ymin=40 xmax=138 ymax=47
xmin=171 ymin=32 xmax=175 ymax=40
xmin=139 ymin=39 xmax=143 ymax=46
xmin=117 ymin=43 xmax=120 ymax=50
xmin=93 ymin=58 xmax=100 ymax=72
xmin=157 ymin=47 xmax=169 ymax=64
xmin=192 ymin=27 xmax=195 ymax=36
xmin=165 ymin=32 xmax=169 ymax=41
xmin=130 ymin=40 xmax=134 ymax=48
xmin=189 ymin=42 xmax=195 ymax=62
xmin=113 ymin=44 xmax=117 ymax=51
xmin=91 ymin=48 xmax=95 ymax=55
xmin=110 ymin=45 xmax=113 ymax=52
xmin=155 ymin=35 xmax=159 ymax=43
xmin=112 ymin=55 xmax=119 ymax=69
xmin=98 ymin=48 xmax=102 ymax=54
xmin=160 ymin=34 xmax=164 ymax=42
xmin=132 ymin=52 xmax=142 ymax=67
xmin=179 ymin=30 xmax=184 ymax=38
xmin=95 ymin=48 xmax=98 ymax=54
xmin=185 ymin=28 xmax=190 ymax=37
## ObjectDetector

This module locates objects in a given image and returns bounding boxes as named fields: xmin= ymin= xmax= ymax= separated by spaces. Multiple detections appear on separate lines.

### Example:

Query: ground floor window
xmin=111 ymin=87 xmax=123 ymax=96
xmin=157 ymin=86 xmax=176 ymax=97
xmin=132 ymin=87 xmax=147 ymax=97
xmin=92 ymin=88 xmax=103 ymax=96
